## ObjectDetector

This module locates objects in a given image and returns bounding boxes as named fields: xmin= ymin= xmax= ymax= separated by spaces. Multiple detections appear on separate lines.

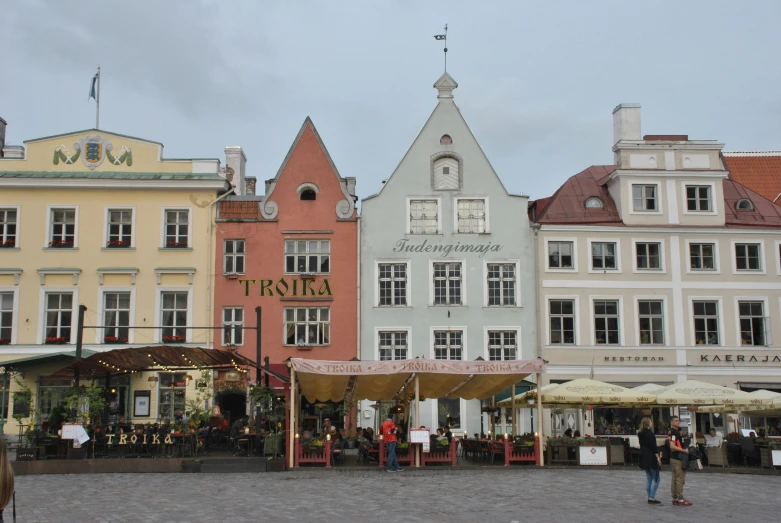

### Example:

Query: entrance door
xmin=217 ymin=392 xmax=246 ymax=424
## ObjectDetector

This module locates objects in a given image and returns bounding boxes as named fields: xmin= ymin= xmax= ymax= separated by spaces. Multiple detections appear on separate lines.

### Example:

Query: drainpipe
xmin=207 ymin=187 xmax=235 ymax=349
xmin=356 ymin=216 xmax=361 ymax=361
xmin=531 ymin=224 xmax=542 ymax=359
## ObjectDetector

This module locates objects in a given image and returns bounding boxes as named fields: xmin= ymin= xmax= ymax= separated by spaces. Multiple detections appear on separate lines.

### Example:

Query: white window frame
xmin=429 ymin=259 xmax=467 ymax=306
xmin=222 ymin=306 xmax=245 ymax=347
xmin=0 ymin=205 xmax=20 ymax=249
xmin=483 ymin=327 xmax=521 ymax=361
xmin=154 ymin=287 xmax=193 ymax=343
xmin=431 ymin=398 xmax=467 ymax=434
xmin=544 ymin=238 xmax=578 ymax=273
xmin=102 ymin=206 xmax=136 ymax=249
xmin=374 ymin=259 xmax=411 ymax=307
xmin=734 ymin=296 xmax=770 ymax=347
xmin=775 ymin=240 xmax=781 ymax=276
xmin=406 ymin=197 xmax=441 ymax=235
xmin=37 ymin=287 xmax=79 ymax=344
xmin=44 ymin=205 xmax=79 ymax=248
xmin=544 ymin=295 xmax=580 ymax=346
xmin=632 ymin=296 xmax=669 ymax=347
xmin=453 ymin=197 xmax=490 ymax=234
xmin=629 ymin=182 xmax=663 ymax=215
xmin=685 ymin=239 xmax=721 ymax=274
xmin=429 ymin=326 xmax=467 ymax=360
xmin=632 ymin=238 xmax=666 ymax=273
xmin=589 ymin=295 xmax=624 ymax=346
xmin=0 ymin=287 xmax=20 ymax=345
xmin=374 ymin=327 xmax=412 ymax=361
xmin=731 ymin=240 xmax=766 ymax=274
xmin=483 ymin=260 xmax=521 ymax=307
xmin=682 ymin=182 xmax=717 ymax=215
xmin=687 ymin=296 xmax=725 ymax=347
xmin=587 ymin=238 xmax=622 ymax=274
xmin=223 ymin=239 xmax=246 ymax=275
xmin=283 ymin=307 xmax=331 ymax=347
xmin=284 ymin=239 xmax=330 ymax=274
xmin=160 ymin=207 xmax=193 ymax=249
xmin=95 ymin=287 xmax=136 ymax=344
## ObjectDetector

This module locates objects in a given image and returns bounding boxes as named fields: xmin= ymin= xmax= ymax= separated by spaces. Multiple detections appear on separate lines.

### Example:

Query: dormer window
xmin=296 ymin=183 xmax=319 ymax=201
xmin=585 ymin=197 xmax=603 ymax=209
xmin=736 ymin=199 xmax=754 ymax=211
xmin=300 ymin=190 xmax=316 ymax=201
xmin=440 ymin=134 xmax=452 ymax=145
xmin=433 ymin=156 xmax=459 ymax=190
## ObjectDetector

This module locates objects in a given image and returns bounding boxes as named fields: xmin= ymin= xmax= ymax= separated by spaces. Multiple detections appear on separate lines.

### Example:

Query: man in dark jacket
xmin=668 ymin=416 xmax=691 ymax=506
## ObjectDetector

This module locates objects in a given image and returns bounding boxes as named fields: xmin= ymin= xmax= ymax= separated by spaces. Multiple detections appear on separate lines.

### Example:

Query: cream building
xmin=531 ymin=104 xmax=781 ymax=436
xmin=0 ymin=120 xmax=239 ymax=430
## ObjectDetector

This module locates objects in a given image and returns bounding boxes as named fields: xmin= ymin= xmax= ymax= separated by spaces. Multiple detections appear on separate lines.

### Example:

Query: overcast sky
xmin=2 ymin=1 xmax=779 ymax=201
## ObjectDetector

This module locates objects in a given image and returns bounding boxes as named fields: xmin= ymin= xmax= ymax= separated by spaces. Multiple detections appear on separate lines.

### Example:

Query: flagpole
xmin=96 ymin=65 xmax=101 ymax=129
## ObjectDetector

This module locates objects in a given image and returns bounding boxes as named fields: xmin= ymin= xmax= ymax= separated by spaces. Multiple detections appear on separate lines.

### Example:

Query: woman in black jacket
xmin=639 ymin=417 xmax=663 ymax=505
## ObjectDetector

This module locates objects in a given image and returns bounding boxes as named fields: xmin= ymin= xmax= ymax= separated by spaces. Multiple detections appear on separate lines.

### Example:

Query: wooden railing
xmin=378 ymin=439 xmax=414 ymax=468
xmin=504 ymin=437 xmax=540 ymax=466
xmin=294 ymin=437 xmax=332 ymax=468
xmin=422 ymin=438 xmax=458 ymax=467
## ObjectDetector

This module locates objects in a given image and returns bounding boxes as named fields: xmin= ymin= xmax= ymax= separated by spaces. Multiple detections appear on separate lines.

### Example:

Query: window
xmin=739 ymin=301 xmax=766 ymax=346
xmin=457 ymin=199 xmax=486 ymax=233
xmin=632 ymin=185 xmax=657 ymax=211
xmin=164 ymin=210 xmax=189 ymax=248
xmin=591 ymin=242 xmax=617 ymax=270
xmin=0 ymin=293 xmax=13 ymax=343
xmin=285 ymin=240 xmax=330 ymax=273
xmin=486 ymin=263 xmax=516 ymax=306
xmin=106 ymin=209 xmax=132 ymax=248
xmin=222 ymin=307 xmax=244 ymax=346
xmin=636 ymin=242 xmax=661 ymax=270
xmin=488 ymin=330 xmax=517 ymax=361
xmin=735 ymin=243 xmax=761 ymax=271
xmin=300 ymin=189 xmax=316 ymax=201
xmin=409 ymin=200 xmax=438 ymax=234
xmin=434 ymin=330 xmax=463 ymax=360
xmin=686 ymin=186 xmax=711 ymax=211
xmin=103 ymin=292 xmax=130 ymax=343
xmin=440 ymin=134 xmax=452 ymax=145
xmin=549 ymin=300 xmax=575 ymax=345
xmin=378 ymin=331 xmax=408 ymax=361
xmin=49 ymin=208 xmax=75 ymax=248
xmin=38 ymin=382 xmax=70 ymax=419
xmin=638 ymin=300 xmax=664 ymax=345
xmin=594 ymin=300 xmax=619 ymax=345
xmin=44 ymin=292 xmax=73 ymax=343
xmin=690 ymin=243 xmax=715 ymax=270
xmin=285 ymin=307 xmax=330 ymax=345
xmin=224 ymin=240 xmax=245 ymax=274
xmin=161 ymin=292 xmax=188 ymax=342
xmin=378 ymin=263 xmax=407 ymax=306
xmin=433 ymin=262 xmax=462 ymax=305
xmin=736 ymin=199 xmax=754 ymax=210
xmin=433 ymin=156 xmax=459 ymax=190
xmin=438 ymin=397 xmax=461 ymax=429
xmin=548 ymin=241 xmax=573 ymax=269
xmin=158 ymin=372 xmax=188 ymax=419
xmin=0 ymin=209 xmax=17 ymax=248
xmin=693 ymin=301 xmax=719 ymax=345
xmin=585 ymin=197 xmax=603 ymax=209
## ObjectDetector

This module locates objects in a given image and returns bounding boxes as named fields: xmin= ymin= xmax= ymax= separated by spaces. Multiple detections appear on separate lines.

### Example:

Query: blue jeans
xmin=645 ymin=468 xmax=660 ymax=499
xmin=386 ymin=441 xmax=400 ymax=470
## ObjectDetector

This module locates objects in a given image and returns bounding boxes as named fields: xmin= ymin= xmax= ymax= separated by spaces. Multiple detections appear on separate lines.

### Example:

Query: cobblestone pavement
xmin=13 ymin=468 xmax=781 ymax=523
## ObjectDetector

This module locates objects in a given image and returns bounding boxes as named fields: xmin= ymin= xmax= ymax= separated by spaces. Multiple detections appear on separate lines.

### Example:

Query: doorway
xmin=216 ymin=391 xmax=246 ymax=424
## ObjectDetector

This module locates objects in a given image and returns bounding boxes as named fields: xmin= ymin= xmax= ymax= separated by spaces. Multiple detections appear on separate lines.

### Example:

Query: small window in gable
xmin=440 ymin=134 xmax=452 ymax=145
xmin=433 ymin=156 xmax=459 ymax=190
xmin=585 ymin=197 xmax=603 ymax=209
xmin=300 ymin=190 xmax=316 ymax=201
xmin=736 ymin=199 xmax=753 ymax=210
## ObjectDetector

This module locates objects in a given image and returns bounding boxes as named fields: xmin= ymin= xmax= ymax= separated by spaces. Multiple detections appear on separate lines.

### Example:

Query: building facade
xmin=359 ymin=74 xmax=536 ymax=437
xmin=0 ymin=121 xmax=229 ymax=426
xmin=533 ymin=104 xmax=781 ymax=436
xmin=214 ymin=118 xmax=358 ymax=423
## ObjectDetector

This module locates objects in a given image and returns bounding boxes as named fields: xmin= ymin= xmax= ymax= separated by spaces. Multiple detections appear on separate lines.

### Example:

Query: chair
xmin=332 ymin=439 xmax=345 ymax=465
xmin=488 ymin=441 xmax=505 ymax=465
xmin=739 ymin=437 xmax=758 ymax=466
xmin=706 ymin=445 xmax=728 ymax=467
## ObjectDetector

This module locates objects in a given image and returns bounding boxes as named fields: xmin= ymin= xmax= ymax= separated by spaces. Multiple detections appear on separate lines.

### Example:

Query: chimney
xmin=245 ymin=177 xmax=257 ymax=196
xmin=224 ymin=146 xmax=247 ymax=196
xmin=612 ymin=103 xmax=641 ymax=144
xmin=0 ymin=117 xmax=6 ymax=158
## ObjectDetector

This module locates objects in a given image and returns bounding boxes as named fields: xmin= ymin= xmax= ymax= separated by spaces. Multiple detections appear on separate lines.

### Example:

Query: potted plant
xmin=106 ymin=240 xmax=130 ymax=248
xmin=48 ymin=240 xmax=74 ymax=248
xmin=0 ymin=338 xmax=9 ymax=345
xmin=166 ymin=241 xmax=188 ymax=249
xmin=0 ymin=239 xmax=15 ymax=248
xmin=162 ymin=335 xmax=186 ymax=343
xmin=103 ymin=335 xmax=129 ymax=344
xmin=45 ymin=336 xmax=68 ymax=345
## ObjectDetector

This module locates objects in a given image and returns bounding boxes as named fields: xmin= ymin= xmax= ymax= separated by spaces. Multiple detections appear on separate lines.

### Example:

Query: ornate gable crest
xmin=53 ymin=135 xmax=133 ymax=169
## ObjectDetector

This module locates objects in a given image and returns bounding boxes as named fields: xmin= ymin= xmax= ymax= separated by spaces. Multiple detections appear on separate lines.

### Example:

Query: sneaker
xmin=648 ymin=499 xmax=662 ymax=505
xmin=672 ymin=500 xmax=680 ymax=506
xmin=386 ymin=469 xmax=392 ymax=472
xmin=679 ymin=500 xmax=692 ymax=506
xmin=396 ymin=468 xmax=405 ymax=472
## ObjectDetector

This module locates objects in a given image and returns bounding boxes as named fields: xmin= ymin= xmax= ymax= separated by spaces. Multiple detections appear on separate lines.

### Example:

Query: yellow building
xmin=0 ymin=122 xmax=233 ymax=430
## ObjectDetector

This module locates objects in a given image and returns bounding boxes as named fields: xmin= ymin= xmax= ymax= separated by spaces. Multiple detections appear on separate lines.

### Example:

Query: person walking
xmin=381 ymin=416 xmax=403 ymax=472
xmin=638 ymin=417 xmax=662 ymax=505
xmin=668 ymin=416 xmax=692 ymax=506
xmin=0 ymin=438 xmax=14 ymax=522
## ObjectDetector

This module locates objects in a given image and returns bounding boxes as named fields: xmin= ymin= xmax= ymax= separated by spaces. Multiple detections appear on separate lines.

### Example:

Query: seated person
xmin=563 ymin=428 xmax=573 ymax=437
xmin=573 ymin=430 xmax=581 ymax=438
xmin=444 ymin=426 xmax=453 ymax=444
xmin=435 ymin=428 xmax=447 ymax=443
xmin=704 ymin=428 xmax=723 ymax=447
xmin=230 ymin=416 xmax=246 ymax=440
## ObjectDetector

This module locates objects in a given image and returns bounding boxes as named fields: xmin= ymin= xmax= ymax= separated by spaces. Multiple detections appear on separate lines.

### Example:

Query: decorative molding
xmin=0 ymin=268 xmax=22 ymax=285
xmin=37 ymin=268 xmax=81 ymax=285
xmin=97 ymin=267 xmax=139 ymax=285
xmin=296 ymin=183 xmax=320 ymax=194
xmin=281 ymin=230 xmax=333 ymax=234
xmin=154 ymin=267 xmax=196 ymax=285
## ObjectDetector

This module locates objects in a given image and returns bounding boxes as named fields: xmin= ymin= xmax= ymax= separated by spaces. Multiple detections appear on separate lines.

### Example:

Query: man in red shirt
xmin=381 ymin=416 xmax=403 ymax=472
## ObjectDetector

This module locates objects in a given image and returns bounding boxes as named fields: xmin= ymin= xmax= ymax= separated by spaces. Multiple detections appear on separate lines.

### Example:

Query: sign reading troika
xmin=106 ymin=433 xmax=185 ymax=445
xmin=238 ymin=277 xmax=332 ymax=297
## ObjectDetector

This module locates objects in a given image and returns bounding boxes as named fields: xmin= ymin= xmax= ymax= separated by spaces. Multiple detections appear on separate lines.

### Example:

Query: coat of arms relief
xmin=53 ymin=135 xmax=132 ymax=169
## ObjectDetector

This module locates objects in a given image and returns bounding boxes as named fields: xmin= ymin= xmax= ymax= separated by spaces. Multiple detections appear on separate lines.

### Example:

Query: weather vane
xmin=434 ymin=24 xmax=448 ymax=72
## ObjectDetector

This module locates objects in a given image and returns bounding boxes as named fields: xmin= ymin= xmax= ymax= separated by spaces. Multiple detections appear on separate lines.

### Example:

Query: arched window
xmin=585 ymin=197 xmax=604 ymax=209
xmin=440 ymin=134 xmax=453 ymax=145
xmin=300 ymin=189 xmax=316 ymax=201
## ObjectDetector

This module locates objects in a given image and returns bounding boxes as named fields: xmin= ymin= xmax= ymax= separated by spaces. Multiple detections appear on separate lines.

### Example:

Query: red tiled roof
xmin=724 ymin=153 xmax=781 ymax=205
xmin=723 ymin=178 xmax=781 ymax=227
xmin=219 ymin=200 xmax=259 ymax=220
xmin=535 ymin=165 xmax=623 ymax=225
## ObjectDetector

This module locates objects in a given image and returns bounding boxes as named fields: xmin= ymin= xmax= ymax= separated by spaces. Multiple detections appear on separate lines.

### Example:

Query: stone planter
xmin=16 ymin=447 xmax=38 ymax=461
xmin=67 ymin=446 xmax=88 ymax=460
xmin=266 ymin=458 xmax=285 ymax=472
xmin=181 ymin=460 xmax=202 ymax=473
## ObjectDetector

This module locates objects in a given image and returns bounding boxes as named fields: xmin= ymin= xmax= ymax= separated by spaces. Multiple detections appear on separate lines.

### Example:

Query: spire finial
xmin=434 ymin=24 xmax=448 ymax=72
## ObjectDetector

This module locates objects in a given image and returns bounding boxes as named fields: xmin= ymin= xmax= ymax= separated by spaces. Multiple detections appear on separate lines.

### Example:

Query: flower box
xmin=45 ymin=337 xmax=68 ymax=345
xmin=103 ymin=336 xmax=129 ymax=344
xmin=48 ymin=240 xmax=74 ymax=248
xmin=0 ymin=339 xmax=10 ymax=345
xmin=0 ymin=240 xmax=15 ymax=248
xmin=166 ymin=241 xmax=188 ymax=249
xmin=106 ymin=240 xmax=130 ymax=248
xmin=163 ymin=335 xmax=186 ymax=343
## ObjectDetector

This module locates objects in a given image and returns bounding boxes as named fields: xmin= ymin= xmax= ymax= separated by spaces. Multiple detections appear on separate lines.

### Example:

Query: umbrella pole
xmin=536 ymin=372 xmax=544 ymax=467
xmin=415 ymin=374 xmax=420 ymax=468
xmin=288 ymin=367 xmax=296 ymax=469
xmin=491 ymin=396 xmax=496 ymax=438
xmin=511 ymin=384 xmax=516 ymax=439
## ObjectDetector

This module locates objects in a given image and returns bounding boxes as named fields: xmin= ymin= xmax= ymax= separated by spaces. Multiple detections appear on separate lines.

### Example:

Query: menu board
xmin=61 ymin=422 xmax=83 ymax=440
xmin=409 ymin=428 xmax=430 ymax=444
xmin=579 ymin=446 xmax=608 ymax=466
